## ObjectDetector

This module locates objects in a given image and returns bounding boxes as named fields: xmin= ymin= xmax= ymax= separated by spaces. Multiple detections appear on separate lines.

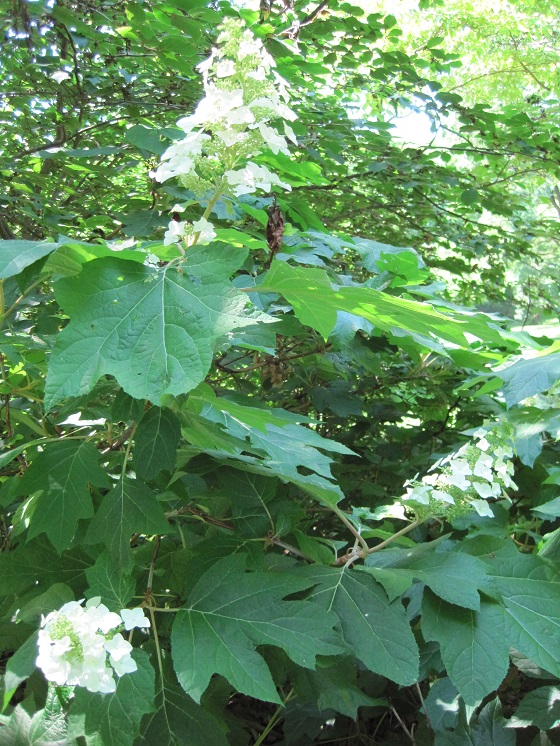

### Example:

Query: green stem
xmin=177 ymin=521 xmax=187 ymax=549
xmin=254 ymin=688 xmax=295 ymax=746
xmin=191 ymin=183 xmax=226 ymax=245
xmin=149 ymin=606 xmax=180 ymax=612
xmin=120 ymin=423 xmax=137 ymax=480
xmin=0 ymin=277 xmax=44 ymax=326
xmin=331 ymin=506 xmax=369 ymax=553
xmin=148 ymin=606 xmax=165 ymax=690
xmin=367 ymin=520 xmax=421 ymax=554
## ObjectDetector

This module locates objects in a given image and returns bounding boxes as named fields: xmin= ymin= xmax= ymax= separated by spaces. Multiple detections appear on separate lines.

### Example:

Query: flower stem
xmin=191 ymin=182 xmax=226 ymax=246
xmin=367 ymin=520 xmax=421 ymax=554
xmin=120 ymin=423 xmax=137 ymax=480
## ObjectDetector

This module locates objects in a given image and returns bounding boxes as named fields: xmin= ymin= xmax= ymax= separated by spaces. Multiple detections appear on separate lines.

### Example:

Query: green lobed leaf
xmin=0 ymin=240 xmax=60 ymax=279
xmin=300 ymin=565 xmax=419 ymax=686
xmin=85 ymin=478 xmax=169 ymax=573
xmin=364 ymin=549 xmax=489 ymax=610
xmin=259 ymin=260 xmax=504 ymax=348
xmin=67 ymin=650 xmax=155 ymax=746
xmin=421 ymin=589 xmax=510 ymax=705
xmin=0 ymin=692 xmax=67 ymax=745
xmin=85 ymin=552 xmax=135 ymax=611
xmin=44 ymin=258 xmax=255 ymax=409
xmin=136 ymin=660 xmax=228 ymax=746
xmin=3 ymin=633 xmax=38 ymax=712
xmin=171 ymin=554 xmax=345 ymax=703
xmin=485 ymin=554 xmax=560 ymax=677
xmin=183 ymin=386 xmax=351 ymax=505
xmin=13 ymin=441 xmax=109 ymax=552
xmin=0 ymin=539 xmax=89 ymax=598
xmin=215 ymin=469 xmax=277 ymax=537
xmin=291 ymin=658 xmax=387 ymax=719
xmin=258 ymin=261 xmax=337 ymax=337
xmin=498 ymin=351 xmax=560 ymax=407
xmin=471 ymin=698 xmax=514 ymax=745
xmin=505 ymin=686 xmax=560 ymax=730
xmin=133 ymin=406 xmax=180 ymax=480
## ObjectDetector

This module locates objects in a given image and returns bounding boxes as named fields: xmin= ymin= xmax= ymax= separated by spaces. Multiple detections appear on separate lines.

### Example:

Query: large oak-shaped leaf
xmin=259 ymin=260 xmax=504 ymax=348
xmin=171 ymin=554 xmax=345 ymax=703
xmin=364 ymin=547 xmax=490 ymax=610
xmin=85 ymin=478 xmax=169 ymax=573
xmin=184 ymin=385 xmax=352 ymax=506
xmin=136 ymin=659 xmax=228 ymax=746
xmin=300 ymin=565 xmax=419 ymax=686
xmin=422 ymin=590 xmax=510 ymax=705
xmin=44 ymin=258 xmax=254 ymax=409
xmin=13 ymin=441 xmax=109 ymax=552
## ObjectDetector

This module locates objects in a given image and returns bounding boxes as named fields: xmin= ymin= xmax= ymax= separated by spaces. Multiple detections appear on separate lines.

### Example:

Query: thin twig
xmin=390 ymin=703 xmax=415 ymax=743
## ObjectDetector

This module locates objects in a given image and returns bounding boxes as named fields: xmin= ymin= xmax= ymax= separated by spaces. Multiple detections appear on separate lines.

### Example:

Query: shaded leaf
xmin=216 ymin=469 xmax=276 ymax=537
xmin=422 ymin=589 xmax=509 ymax=705
xmin=472 ymin=698 xmax=514 ymax=745
xmin=17 ymin=584 xmax=73 ymax=624
xmin=86 ymin=478 xmax=169 ymax=573
xmin=300 ymin=565 xmax=419 ymax=686
xmin=3 ymin=633 xmax=38 ymax=712
xmin=137 ymin=660 xmax=227 ymax=746
xmin=422 ymin=677 xmax=460 ymax=733
xmin=85 ymin=552 xmax=135 ymax=611
xmin=0 ymin=539 xmax=89 ymax=597
xmin=365 ymin=549 xmax=489 ymax=610
xmin=171 ymin=554 xmax=344 ymax=703
xmin=506 ymin=686 xmax=560 ymax=730
xmin=14 ymin=441 xmax=109 ymax=551
xmin=134 ymin=407 xmax=180 ymax=480
xmin=67 ymin=650 xmax=155 ymax=746
xmin=292 ymin=658 xmax=386 ymax=719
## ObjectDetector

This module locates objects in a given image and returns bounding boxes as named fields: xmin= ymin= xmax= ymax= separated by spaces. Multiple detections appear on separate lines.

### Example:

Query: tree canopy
xmin=1 ymin=1 xmax=560 ymax=743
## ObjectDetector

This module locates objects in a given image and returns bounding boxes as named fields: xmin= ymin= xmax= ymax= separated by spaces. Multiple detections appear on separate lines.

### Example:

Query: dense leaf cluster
xmin=1 ymin=1 xmax=560 ymax=744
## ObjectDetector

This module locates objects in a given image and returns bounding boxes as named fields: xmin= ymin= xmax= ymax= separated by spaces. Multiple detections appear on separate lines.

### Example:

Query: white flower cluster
xmin=164 ymin=214 xmax=216 ymax=247
xmin=402 ymin=424 xmax=517 ymax=520
xmin=154 ymin=18 xmax=297 ymax=247
xmin=36 ymin=599 xmax=150 ymax=694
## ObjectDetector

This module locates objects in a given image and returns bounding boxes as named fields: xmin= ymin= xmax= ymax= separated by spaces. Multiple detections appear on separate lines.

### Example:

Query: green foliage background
xmin=1 ymin=0 xmax=560 ymax=743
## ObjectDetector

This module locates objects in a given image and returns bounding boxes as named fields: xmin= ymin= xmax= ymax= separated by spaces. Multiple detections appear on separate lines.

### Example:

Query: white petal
xmin=120 ymin=608 xmax=151 ymax=631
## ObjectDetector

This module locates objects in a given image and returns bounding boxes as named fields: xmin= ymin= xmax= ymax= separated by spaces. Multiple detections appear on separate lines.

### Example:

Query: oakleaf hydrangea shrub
xmin=402 ymin=423 xmax=517 ymax=521
xmin=36 ymin=599 xmax=150 ymax=694
xmin=154 ymin=17 xmax=297 ymax=249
